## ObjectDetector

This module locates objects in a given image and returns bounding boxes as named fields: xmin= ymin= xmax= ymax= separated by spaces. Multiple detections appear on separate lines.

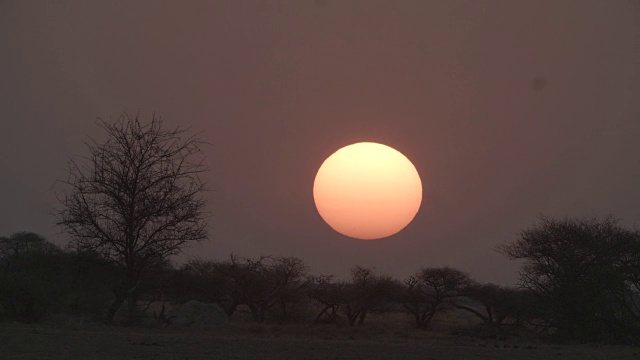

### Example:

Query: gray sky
xmin=1 ymin=0 xmax=638 ymax=284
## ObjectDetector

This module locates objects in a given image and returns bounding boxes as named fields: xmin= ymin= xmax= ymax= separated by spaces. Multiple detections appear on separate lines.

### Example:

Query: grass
xmin=2 ymin=310 xmax=639 ymax=359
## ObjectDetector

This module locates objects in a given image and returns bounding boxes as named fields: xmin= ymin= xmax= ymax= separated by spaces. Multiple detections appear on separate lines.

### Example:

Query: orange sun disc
xmin=313 ymin=142 xmax=422 ymax=240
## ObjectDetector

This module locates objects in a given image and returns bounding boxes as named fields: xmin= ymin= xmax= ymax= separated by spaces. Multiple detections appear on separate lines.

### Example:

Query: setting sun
xmin=313 ymin=142 xmax=423 ymax=240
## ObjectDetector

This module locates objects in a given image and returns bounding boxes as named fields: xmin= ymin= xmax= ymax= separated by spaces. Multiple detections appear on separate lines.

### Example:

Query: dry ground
xmin=2 ymin=320 xmax=640 ymax=360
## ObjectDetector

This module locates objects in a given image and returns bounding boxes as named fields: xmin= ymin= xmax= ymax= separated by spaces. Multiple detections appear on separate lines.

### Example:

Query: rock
xmin=169 ymin=300 xmax=229 ymax=326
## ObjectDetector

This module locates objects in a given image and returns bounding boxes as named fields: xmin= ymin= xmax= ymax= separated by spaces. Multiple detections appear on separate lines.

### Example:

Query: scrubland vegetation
xmin=2 ymin=215 xmax=640 ymax=350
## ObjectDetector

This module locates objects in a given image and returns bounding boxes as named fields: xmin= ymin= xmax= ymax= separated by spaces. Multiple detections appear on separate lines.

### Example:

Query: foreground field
xmin=2 ymin=321 xmax=639 ymax=360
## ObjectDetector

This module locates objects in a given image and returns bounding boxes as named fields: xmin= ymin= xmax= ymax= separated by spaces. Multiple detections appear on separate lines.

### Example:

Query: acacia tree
xmin=168 ymin=259 xmax=237 ymax=315
xmin=500 ymin=216 xmax=640 ymax=341
xmin=216 ymin=255 xmax=308 ymax=323
xmin=0 ymin=233 xmax=66 ymax=321
xmin=337 ymin=266 xmax=399 ymax=326
xmin=403 ymin=267 xmax=473 ymax=329
xmin=56 ymin=114 xmax=208 ymax=324
xmin=0 ymin=232 xmax=59 ymax=264
xmin=307 ymin=274 xmax=341 ymax=324
xmin=455 ymin=283 xmax=531 ymax=327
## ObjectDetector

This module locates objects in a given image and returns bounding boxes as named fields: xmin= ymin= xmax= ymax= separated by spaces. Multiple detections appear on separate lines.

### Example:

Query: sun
xmin=313 ymin=142 xmax=423 ymax=240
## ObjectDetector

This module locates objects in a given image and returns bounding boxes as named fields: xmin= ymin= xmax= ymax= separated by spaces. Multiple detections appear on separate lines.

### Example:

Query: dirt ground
xmin=2 ymin=321 xmax=639 ymax=360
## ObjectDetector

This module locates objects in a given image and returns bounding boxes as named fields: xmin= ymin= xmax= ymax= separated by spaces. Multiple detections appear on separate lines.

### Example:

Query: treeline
xmin=2 ymin=216 xmax=640 ymax=344
xmin=0 ymin=233 xmax=117 ymax=321
xmin=0 ymin=235 xmax=530 ymax=330
xmin=167 ymin=256 xmax=531 ymax=329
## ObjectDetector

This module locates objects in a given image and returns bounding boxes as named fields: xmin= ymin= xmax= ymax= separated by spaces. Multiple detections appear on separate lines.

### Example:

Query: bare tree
xmin=403 ymin=267 xmax=473 ymax=329
xmin=55 ymin=114 xmax=208 ymax=324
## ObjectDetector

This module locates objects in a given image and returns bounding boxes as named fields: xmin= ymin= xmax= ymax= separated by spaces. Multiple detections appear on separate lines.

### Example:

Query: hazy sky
xmin=1 ymin=1 xmax=638 ymax=284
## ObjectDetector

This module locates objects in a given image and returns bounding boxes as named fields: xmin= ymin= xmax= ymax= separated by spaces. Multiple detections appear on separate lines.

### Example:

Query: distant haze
xmin=1 ymin=1 xmax=639 ymax=284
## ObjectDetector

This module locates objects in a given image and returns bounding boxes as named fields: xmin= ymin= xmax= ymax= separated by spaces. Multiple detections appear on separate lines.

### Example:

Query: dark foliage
xmin=500 ymin=216 xmax=640 ymax=342
xmin=402 ymin=266 xmax=473 ymax=329
xmin=456 ymin=283 xmax=540 ymax=329
xmin=307 ymin=274 xmax=341 ymax=324
xmin=0 ymin=233 xmax=116 ymax=322
xmin=226 ymin=255 xmax=308 ymax=323
xmin=335 ymin=266 xmax=401 ymax=326
xmin=178 ymin=255 xmax=310 ymax=323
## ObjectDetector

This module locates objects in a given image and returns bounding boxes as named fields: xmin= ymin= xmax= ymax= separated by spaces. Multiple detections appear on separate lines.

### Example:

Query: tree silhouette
xmin=168 ymin=259 xmax=236 ymax=315
xmin=0 ymin=232 xmax=58 ymax=262
xmin=215 ymin=255 xmax=308 ymax=323
xmin=0 ymin=233 xmax=64 ymax=321
xmin=403 ymin=267 xmax=472 ymax=329
xmin=56 ymin=114 xmax=208 ymax=324
xmin=500 ymin=216 xmax=640 ymax=341
xmin=338 ymin=266 xmax=399 ymax=326
xmin=455 ymin=283 xmax=535 ymax=327
xmin=307 ymin=274 xmax=341 ymax=324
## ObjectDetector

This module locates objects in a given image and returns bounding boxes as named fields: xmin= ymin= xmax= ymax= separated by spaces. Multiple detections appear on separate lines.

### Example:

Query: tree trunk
xmin=248 ymin=304 xmax=261 ymax=322
xmin=223 ymin=300 xmax=238 ymax=317
xmin=455 ymin=304 xmax=490 ymax=325
xmin=416 ymin=306 xmax=432 ymax=329
xmin=106 ymin=274 xmax=138 ymax=325
xmin=423 ymin=309 xmax=436 ymax=327
xmin=105 ymin=296 xmax=125 ymax=325
xmin=358 ymin=310 xmax=367 ymax=325
xmin=414 ymin=312 xmax=422 ymax=329
xmin=126 ymin=295 xmax=139 ymax=325
xmin=280 ymin=301 xmax=288 ymax=321
xmin=313 ymin=304 xmax=333 ymax=324
xmin=346 ymin=306 xmax=359 ymax=326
